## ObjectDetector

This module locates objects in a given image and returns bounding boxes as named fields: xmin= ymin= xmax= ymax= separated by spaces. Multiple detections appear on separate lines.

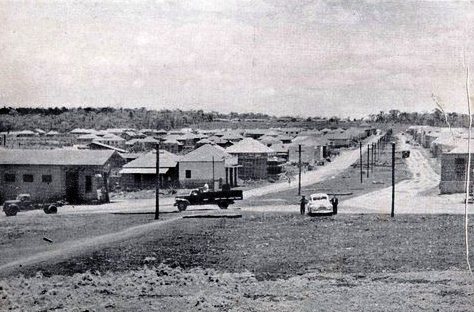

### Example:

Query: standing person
xmin=300 ymin=196 xmax=307 ymax=215
xmin=330 ymin=195 xmax=339 ymax=215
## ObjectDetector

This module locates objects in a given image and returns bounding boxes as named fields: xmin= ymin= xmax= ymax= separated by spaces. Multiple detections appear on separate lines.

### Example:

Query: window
xmin=185 ymin=170 xmax=192 ymax=179
xmin=134 ymin=174 xmax=141 ymax=184
xmin=4 ymin=173 xmax=15 ymax=183
xmin=455 ymin=158 xmax=466 ymax=180
xmin=85 ymin=175 xmax=92 ymax=193
xmin=23 ymin=174 xmax=34 ymax=182
xmin=42 ymin=175 xmax=52 ymax=183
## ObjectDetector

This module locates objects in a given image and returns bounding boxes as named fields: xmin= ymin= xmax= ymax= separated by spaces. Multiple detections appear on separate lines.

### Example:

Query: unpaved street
xmin=343 ymin=135 xmax=473 ymax=214
xmin=243 ymin=134 xmax=382 ymax=198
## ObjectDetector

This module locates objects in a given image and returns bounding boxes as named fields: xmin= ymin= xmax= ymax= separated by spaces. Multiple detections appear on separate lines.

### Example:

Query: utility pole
xmin=367 ymin=144 xmax=370 ymax=178
xmin=359 ymin=141 xmax=363 ymax=183
xmin=212 ymin=156 xmax=215 ymax=191
xmin=298 ymin=144 xmax=302 ymax=195
xmin=155 ymin=144 xmax=160 ymax=220
xmin=391 ymin=142 xmax=395 ymax=218
xmin=374 ymin=142 xmax=377 ymax=163
xmin=372 ymin=142 xmax=375 ymax=172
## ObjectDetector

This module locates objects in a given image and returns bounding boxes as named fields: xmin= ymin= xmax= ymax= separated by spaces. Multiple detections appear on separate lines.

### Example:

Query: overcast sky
xmin=0 ymin=0 xmax=473 ymax=117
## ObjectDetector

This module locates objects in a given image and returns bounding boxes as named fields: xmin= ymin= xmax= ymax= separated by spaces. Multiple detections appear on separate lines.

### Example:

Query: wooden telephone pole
xmin=367 ymin=144 xmax=370 ymax=178
xmin=298 ymin=144 xmax=302 ymax=195
xmin=359 ymin=141 xmax=363 ymax=183
xmin=391 ymin=142 xmax=395 ymax=217
xmin=155 ymin=144 xmax=160 ymax=220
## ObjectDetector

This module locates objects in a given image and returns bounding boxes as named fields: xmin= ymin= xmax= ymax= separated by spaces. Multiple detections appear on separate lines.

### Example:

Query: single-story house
xmin=244 ymin=129 xmax=267 ymax=139
xmin=161 ymin=139 xmax=184 ymax=154
xmin=288 ymin=136 xmax=328 ymax=165
xmin=0 ymin=149 xmax=125 ymax=204
xmin=282 ymin=128 xmax=301 ymax=137
xmin=440 ymin=142 xmax=474 ymax=194
xmin=178 ymin=144 xmax=240 ymax=189
xmin=269 ymin=143 xmax=290 ymax=160
xmin=120 ymin=150 xmax=180 ymax=189
xmin=94 ymin=133 xmax=126 ymax=149
xmin=259 ymin=135 xmax=281 ymax=146
xmin=125 ymin=136 xmax=159 ymax=152
xmin=326 ymin=132 xmax=352 ymax=148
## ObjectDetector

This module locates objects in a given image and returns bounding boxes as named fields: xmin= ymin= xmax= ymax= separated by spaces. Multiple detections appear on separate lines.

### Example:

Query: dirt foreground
xmin=1 ymin=213 xmax=473 ymax=311
xmin=1 ymin=265 xmax=472 ymax=312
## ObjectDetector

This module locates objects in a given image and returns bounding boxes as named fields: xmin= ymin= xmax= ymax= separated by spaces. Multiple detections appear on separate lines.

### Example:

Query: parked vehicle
xmin=307 ymin=193 xmax=333 ymax=215
xmin=174 ymin=186 xmax=243 ymax=211
xmin=2 ymin=194 xmax=64 ymax=217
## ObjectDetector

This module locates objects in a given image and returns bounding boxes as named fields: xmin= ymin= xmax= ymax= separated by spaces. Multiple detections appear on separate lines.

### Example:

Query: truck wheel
xmin=44 ymin=205 xmax=58 ymax=214
xmin=177 ymin=202 xmax=187 ymax=212
xmin=4 ymin=204 xmax=19 ymax=217
xmin=218 ymin=202 xmax=229 ymax=209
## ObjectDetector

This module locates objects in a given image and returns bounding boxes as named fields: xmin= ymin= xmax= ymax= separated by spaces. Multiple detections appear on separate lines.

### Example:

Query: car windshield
xmin=311 ymin=195 xmax=327 ymax=201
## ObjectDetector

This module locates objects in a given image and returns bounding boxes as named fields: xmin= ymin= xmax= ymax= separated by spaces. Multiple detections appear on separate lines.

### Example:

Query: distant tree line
xmin=0 ymin=107 xmax=276 ymax=132
xmin=368 ymin=109 xmax=469 ymax=128
xmin=0 ymin=106 xmax=468 ymax=133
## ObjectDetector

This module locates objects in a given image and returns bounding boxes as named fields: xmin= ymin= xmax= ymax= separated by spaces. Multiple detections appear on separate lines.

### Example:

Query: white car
xmin=307 ymin=193 xmax=333 ymax=215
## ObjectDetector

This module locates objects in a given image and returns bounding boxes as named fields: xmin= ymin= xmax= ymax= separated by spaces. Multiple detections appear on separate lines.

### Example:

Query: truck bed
xmin=176 ymin=190 xmax=243 ymax=201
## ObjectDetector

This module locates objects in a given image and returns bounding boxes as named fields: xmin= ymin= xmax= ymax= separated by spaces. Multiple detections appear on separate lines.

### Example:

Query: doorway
xmin=65 ymin=170 xmax=80 ymax=204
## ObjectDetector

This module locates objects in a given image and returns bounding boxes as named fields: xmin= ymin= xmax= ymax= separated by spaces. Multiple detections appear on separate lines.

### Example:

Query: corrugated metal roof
xmin=0 ymin=149 xmax=117 ymax=166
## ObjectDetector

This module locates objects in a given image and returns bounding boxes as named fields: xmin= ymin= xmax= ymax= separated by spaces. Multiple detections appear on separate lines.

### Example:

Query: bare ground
xmin=1 ymin=212 xmax=473 ymax=311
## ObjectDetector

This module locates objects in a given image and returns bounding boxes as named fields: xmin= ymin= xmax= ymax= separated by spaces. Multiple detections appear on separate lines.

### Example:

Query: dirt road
xmin=243 ymin=134 xmax=383 ymax=198
xmin=343 ymin=135 xmax=473 ymax=214
xmin=0 ymin=215 xmax=183 ymax=276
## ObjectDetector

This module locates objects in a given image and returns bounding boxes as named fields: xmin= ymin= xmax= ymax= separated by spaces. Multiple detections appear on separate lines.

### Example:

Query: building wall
xmin=288 ymin=145 xmax=324 ymax=164
xmin=424 ymin=134 xmax=438 ymax=149
xmin=0 ymin=165 xmax=104 ymax=203
xmin=162 ymin=143 xmax=182 ymax=154
xmin=233 ymin=153 xmax=268 ymax=180
xmin=288 ymin=145 xmax=315 ymax=164
xmin=329 ymin=138 xmax=351 ymax=148
xmin=178 ymin=161 xmax=226 ymax=188
xmin=0 ymin=134 xmax=76 ymax=149
xmin=439 ymin=153 xmax=474 ymax=194
xmin=120 ymin=168 xmax=179 ymax=190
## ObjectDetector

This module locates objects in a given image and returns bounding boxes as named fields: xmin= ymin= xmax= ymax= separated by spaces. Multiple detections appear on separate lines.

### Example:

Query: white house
xmin=178 ymin=144 xmax=240 ymax=189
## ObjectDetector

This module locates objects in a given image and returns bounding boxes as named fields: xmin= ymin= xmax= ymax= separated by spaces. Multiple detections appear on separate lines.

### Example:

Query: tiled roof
xmin=0 ymin=149 xmax=118 ymax=166
xmin=226 ymin=138 xmax=274 ymax=154
xmin=180 ymin=144 xmax=230 ymax=162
